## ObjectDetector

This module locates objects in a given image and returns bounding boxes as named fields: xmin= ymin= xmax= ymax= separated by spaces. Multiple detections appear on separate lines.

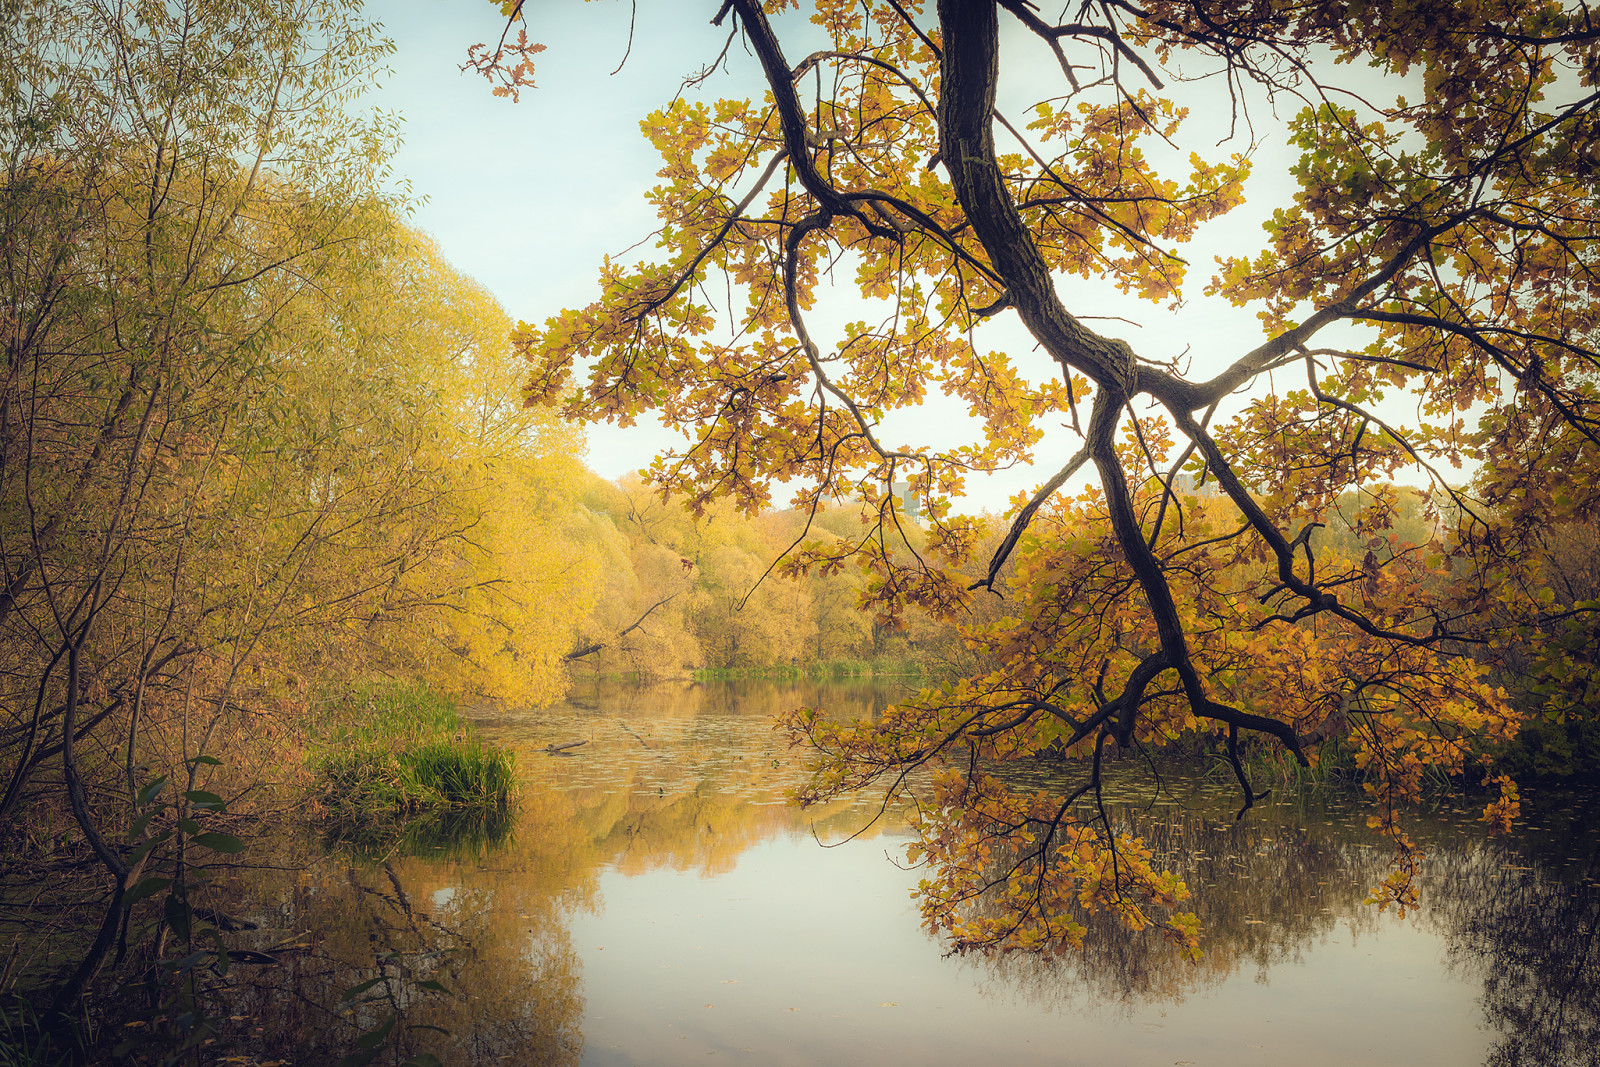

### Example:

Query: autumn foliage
xmin=0 ymin=0 xmax=608 ymax=1012
xmin=510 ymin=0 xmax=1600 ymax=950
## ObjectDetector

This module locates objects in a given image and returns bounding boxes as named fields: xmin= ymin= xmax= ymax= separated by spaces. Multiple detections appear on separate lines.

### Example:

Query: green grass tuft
xmin=402 ymin=740 xmax=517 ymax=808
xmin=306 ymin=680 xmax=464 ymax=751
xmin=308 ymin=682 xmax=516 ymax=833
xmin=0 ymin=996 xmax=87 ymax=1067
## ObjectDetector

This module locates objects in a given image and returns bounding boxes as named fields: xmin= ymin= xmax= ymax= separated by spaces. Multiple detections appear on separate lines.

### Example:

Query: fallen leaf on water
xmin=879 ymin=1002 xmax=897 ymax=1007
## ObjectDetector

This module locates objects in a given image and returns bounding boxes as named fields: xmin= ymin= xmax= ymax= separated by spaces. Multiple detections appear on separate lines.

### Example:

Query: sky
xmin=370 ymin=1 xmax=780 ymax=490
xmin=363 ymin=1 xmax=1395 ymax=513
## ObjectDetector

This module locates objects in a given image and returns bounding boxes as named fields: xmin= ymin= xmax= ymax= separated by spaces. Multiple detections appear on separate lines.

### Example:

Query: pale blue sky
xmin=370 ymin=1 xmax=787 ymax=486
xmin=364 ymin=2 xmax=1369 ymax=511
xmin=372 ymin=2 xmax=733 ymax=314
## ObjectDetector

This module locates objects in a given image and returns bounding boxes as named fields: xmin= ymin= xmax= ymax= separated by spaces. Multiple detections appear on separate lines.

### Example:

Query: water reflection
xmin=213 ymin=680 xmax=1598 ymax=1066
xmin=321 ymin=805 xmax=518 ymax=860
xmin=214 ymin=797 xmax=595 ymax=1064
xmin=1430 ymin=791 xmax=1600 ymax=1067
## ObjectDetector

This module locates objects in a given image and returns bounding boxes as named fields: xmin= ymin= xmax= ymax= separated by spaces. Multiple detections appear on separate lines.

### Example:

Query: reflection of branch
xmin=617 ymin=722 xmax=653 ymax=750
xmin=1223 ymin=723 xmax=1268 ymax=821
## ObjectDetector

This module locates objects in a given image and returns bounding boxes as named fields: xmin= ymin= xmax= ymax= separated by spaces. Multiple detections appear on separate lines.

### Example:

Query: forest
xmin=3 ymin=0 xmax=1599 ymax=1063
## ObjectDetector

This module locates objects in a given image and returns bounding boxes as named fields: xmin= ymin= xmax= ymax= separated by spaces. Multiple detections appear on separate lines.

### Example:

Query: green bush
xmin=1484 ymin=713 xmax=1600 ymax=783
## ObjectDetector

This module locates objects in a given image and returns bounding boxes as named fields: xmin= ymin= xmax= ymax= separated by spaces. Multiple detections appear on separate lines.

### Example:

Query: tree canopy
xmin=0 ymin=0 xmax=603 ymax=1006
xmin=505 ymin=0 xmax=1600 ymax=952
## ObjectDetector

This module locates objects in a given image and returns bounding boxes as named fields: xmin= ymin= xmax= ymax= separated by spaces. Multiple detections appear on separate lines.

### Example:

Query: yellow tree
xmin=561 ymin=475 xmax=706 ymax=678
xmin=0 ymin=0 xmax=595 ymax=1010
xmin=495 ymin=0 xmax=1597 ymax=950
xmin=0 ymin=0 xmax=402 ymax=1005
xmin=289 ymin=225 xmax=599 ymax=708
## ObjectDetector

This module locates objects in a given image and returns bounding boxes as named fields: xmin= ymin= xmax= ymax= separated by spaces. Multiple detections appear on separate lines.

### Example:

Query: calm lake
xmin=223 ymin=680 xmax=1600 ymax=1066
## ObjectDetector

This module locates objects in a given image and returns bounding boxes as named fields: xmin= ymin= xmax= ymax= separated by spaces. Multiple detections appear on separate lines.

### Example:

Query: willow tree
xmin=0 ymin=0 xmax=408 ymax=1006
xmin=507 ymin=1 xmax=1599 ymax=950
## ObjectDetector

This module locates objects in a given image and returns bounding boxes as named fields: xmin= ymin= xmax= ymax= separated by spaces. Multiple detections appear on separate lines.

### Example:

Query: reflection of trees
xmin=952 ymin=799 xmax=1394 ymax=1008
xmin=217 ymin=680 xmax=1600 ymax=1063
xmin=563 ymin=778 xmax=801 ymax=879
xmin=495 ymin=678 xmax=910 ymax=878
xmin=212 ymin=798 xmax=598 ymax=1065
xmin=554 ymin=762 xmax=883 ymax=879
xmin=193 ymin=681 xmax=904 ymax=1062
xmin=952 ymin=778 xmax=1600 ymax=1064
xmin=560 ymin=677 xmax=910 ymax=723
xmin=1429 ymin=793 xmax=1600 ymax=1067
xmin=209 ymin=699 xmax=886 ymax=1064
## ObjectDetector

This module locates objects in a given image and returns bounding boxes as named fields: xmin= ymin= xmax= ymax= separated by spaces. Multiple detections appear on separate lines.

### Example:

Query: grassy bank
xmin=307 ymin=682 xmax=516 ymax=835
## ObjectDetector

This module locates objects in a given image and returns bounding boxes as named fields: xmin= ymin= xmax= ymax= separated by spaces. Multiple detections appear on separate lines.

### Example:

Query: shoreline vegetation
xmin=307 ymin=683 xmax=517 ymax=845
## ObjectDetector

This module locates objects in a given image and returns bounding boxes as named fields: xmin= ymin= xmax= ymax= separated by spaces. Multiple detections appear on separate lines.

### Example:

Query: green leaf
xmin=126 ymin=831 xmax=171 ymax=866
xmin=353 ymin=1013 xmax=396 ymax=1051
xmin=191 ymin=831 xmax=246 ymax=854
xmin=400 ymin=1055 xmax=444 ymax=1067
xmin=125 ymin=809 xmax=157 ymax=843
xmin=186 ymin=755 xmax=222 ymax=766
xmin=184 ymin=790 xmax=226 ymax=811
xmin=137 ymin=776 xmax=168 ymax=806
xmin=338 ymin=976 xmax=386 ymax=1004
xmin=170 ymin=950 xmax=209 ymax=975
xmin=414 ymin=979 xmax=451 ymax=994
xmin=125 ymin=876 xmax=170 ymax=905
xmin=201 ymin=927 xmax=230 ymax=977
xmin=164 ymin=894 xmax=191 ymax=942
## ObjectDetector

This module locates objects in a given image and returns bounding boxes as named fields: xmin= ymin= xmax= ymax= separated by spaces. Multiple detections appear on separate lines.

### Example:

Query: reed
xmin=0 ymin=995 xmax=86 ymax=1067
